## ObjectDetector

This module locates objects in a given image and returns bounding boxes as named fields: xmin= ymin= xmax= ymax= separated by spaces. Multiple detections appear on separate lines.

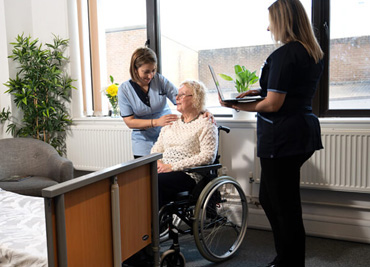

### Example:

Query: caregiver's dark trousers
xmin=259 ymin=152 xmax=313 ymax=267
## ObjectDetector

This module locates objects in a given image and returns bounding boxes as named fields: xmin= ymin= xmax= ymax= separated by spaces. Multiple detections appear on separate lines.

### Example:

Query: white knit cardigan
xmin=151 ymin=116 xmax=218 ymax=182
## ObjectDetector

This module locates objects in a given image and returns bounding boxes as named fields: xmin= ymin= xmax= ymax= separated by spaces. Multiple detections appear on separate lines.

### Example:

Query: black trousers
xmin=259 ymin=152 xmax=314 ymax=267
xmin=158 ymin=171 xmax=196 ymax=208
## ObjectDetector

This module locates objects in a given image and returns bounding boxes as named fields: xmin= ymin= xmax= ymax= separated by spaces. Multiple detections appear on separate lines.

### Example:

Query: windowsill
xmin=71 ymin=116 xmax=124 ymax=126
xmin=71 ymin=115 xmax=370 ymax=129
xmin=73 ymin=116 xmax=123 ymax=121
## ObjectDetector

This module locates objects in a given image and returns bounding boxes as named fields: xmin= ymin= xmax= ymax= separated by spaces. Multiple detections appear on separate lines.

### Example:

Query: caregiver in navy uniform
xmin=118 ymin=47 xmax=178 ymax=158
xmin=219 ymin=0 xmax=324 ymax=266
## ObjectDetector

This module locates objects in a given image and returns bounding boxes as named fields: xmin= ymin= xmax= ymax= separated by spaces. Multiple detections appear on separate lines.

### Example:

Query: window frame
xmin=83 ymin=0 xmax=370 ymax=118
xmin=312 ymin=0 xmax=370 ymax=117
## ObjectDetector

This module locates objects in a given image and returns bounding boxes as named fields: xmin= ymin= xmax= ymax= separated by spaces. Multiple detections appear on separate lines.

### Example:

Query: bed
xmin=0 ymin=188 xmax=47 ymax=266
xmin=0 ymin=154 xmax=161 ymax=267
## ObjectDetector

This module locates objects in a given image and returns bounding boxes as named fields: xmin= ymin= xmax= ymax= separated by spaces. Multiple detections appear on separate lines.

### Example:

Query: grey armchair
xmin=0 ymin=137 xmax=74 ymax=197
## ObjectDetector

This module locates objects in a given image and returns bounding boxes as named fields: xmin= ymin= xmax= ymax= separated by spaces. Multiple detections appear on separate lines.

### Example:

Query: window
xmin=313 ymin=0 xmax=370 ymax=117
xmin=78 ymin=0 xmax=147 ymax=116
xmin=159 ymin=0 xmax=275 ymax=115
xmin=103 ymin=0 xmax=147 ymax=90
xmin=328 ymin=0 xmax=370 ymax=110
xmin=80 ymin=0 xmax=370 ymax=117
xmin=159 ymin=0 xmax=313 ymax=115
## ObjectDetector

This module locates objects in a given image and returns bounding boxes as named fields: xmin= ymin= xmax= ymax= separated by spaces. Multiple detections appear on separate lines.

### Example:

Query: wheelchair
xmin=159 ymin=126 xmax=248 ymax=267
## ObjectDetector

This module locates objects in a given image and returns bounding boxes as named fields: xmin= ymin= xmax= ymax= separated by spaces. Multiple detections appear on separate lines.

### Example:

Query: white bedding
xmin=0 ymin=188 xmax=47 ymax=266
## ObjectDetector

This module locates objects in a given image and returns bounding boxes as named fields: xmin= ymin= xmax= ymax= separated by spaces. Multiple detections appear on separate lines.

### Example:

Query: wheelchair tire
xmin=193 ymin=176 xmax=248 ymax=262
xmin=159 ymin=207 xmax=172 ymax=243
xmin=160 ymin=249 xmax=186 ymax=267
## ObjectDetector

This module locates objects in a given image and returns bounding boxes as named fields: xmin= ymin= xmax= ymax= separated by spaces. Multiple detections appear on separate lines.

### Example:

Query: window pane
xmin=101 ymin=0 xmax=147 ymax=113
xmin=329 ymin=0 xmax=370 ymax=110
xmin=160 ymin=0 xmax=311 ymax=115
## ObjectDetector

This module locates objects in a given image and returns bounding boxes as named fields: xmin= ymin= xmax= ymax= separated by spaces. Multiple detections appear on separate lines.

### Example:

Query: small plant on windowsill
xmin=219 ymin=65 xmax=259 ymax=93
xmin=104 ymin=75 xmax=119 ymax=117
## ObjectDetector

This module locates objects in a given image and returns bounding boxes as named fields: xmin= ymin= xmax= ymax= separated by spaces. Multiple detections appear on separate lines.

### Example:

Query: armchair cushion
xmin=0 ymin=176 xmax=58 ymax=196
xmin=0 ymin=137 xmax=73 ymax=196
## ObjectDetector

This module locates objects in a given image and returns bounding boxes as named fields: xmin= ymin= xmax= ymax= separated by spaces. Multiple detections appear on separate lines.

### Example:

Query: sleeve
xmin=171 ymin=121 xmax=218 ymax=171
xmin=151 ymin=126 xmax=165 ymax=154
xmin=266 ymin=45 xmax=294 ymax=94
xmin=117 ymin=82 xmax=134 ymax=117
xmin=158 ymin=73 xmax=178 ymax=105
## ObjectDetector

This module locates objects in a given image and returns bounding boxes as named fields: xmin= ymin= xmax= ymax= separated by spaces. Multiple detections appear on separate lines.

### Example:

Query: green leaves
xmin=0 ymin=107 xmax=11 ymax=123
xmin=1 ymin=34 xmax=75 ymax=155
xmin=218 ymin=74 xmax=233 ymax=81
xmin=219 ymin=64 xmax=259 ymax=93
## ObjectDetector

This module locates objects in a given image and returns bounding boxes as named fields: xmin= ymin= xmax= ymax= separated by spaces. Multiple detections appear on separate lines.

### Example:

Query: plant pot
xmin=232 ymin=109 xmax=256 ymax=120
xmin=230 ymin=93 xmax=256 ymax=120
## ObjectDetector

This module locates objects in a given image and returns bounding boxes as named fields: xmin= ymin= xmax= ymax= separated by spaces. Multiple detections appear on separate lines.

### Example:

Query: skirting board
xmin=247 ymin=207 xmax=370 ymax=244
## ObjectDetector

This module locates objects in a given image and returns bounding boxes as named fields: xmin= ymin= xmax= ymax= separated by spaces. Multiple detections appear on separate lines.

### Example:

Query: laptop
xmin=208 ymin=65 xmax=264 ymax=103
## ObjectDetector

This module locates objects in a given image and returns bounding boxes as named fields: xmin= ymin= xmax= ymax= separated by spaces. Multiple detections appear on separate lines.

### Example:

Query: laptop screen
xmin=208 ymin=65 xmax=225 ymax=101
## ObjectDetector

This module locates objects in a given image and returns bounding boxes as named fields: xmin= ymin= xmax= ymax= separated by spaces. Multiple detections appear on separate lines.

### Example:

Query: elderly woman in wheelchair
xmin=151 ymin=80 xmax=248 ymax=266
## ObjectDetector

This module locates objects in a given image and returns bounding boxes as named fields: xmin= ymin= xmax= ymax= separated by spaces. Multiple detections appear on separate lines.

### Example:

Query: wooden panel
xmin=88 ymin=0 xmax=102 ymax=113
xmin=118 ymin=166 xmax=152 ymax=261
xmin=63 ymin=179 xmax=113 ymax=266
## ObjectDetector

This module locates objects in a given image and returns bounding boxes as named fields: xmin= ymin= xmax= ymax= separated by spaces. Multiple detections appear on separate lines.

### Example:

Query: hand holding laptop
xmin=234 ymin=88 xmax=262 ymax=98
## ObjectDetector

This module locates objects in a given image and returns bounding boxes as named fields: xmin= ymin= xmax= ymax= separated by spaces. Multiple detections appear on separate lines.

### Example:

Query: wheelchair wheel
xmin=159 ymin=207 xmax=172 ymax=242
xmin=160 ymin=249 xmax=185 ymax=267
xmin=193 ymin=176 xmax=248 ymax=262
xmin=159 ymin=207 xmax=185 ymax=243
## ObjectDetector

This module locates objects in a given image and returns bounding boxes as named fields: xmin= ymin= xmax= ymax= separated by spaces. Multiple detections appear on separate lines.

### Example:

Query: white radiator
xmin=255 ymin=130 xmax=370 ymax=193
xmin=66 ymin=125 xmax=133 ymax=171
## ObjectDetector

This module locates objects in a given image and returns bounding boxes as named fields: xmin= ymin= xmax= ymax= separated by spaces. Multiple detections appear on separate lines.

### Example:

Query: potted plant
xmin=2 ymin=34 xmax=75 ymax=155
xmin=219 ymin=65 xmax=259 ymax=119
xmin=219 ymin=64 xmax=259 ymax=93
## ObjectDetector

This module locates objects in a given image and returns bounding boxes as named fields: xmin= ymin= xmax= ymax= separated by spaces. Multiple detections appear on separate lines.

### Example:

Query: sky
xmin=102 ymin=0 xmax=370 ymax=50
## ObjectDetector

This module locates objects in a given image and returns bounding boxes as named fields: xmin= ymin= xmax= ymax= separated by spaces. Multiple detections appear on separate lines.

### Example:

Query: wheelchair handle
xmin=218 ymin=125 xmax=230 ymax=134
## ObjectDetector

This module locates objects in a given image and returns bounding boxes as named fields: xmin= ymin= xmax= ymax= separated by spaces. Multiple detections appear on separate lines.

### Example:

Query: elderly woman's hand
xmin=157 ymin=160 xmax=173 ymax=173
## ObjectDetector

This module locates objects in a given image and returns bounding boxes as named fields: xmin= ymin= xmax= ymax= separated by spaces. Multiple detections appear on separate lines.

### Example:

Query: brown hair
xmin=268 ymin=0 xmax=324 ymax=63
xmin=129 ymin=47 xmax=157 ymax=82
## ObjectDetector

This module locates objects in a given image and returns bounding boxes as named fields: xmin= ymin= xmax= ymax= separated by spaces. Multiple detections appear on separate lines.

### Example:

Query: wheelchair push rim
xmin=193 ymin=176 xmax=248 ymax=262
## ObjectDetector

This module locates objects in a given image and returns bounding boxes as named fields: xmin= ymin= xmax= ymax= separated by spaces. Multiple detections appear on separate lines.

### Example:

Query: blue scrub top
xmin=257 ymin=41 xmax=324 ymax=159
xmin=118 ymin=73 xmax=178 ymax=156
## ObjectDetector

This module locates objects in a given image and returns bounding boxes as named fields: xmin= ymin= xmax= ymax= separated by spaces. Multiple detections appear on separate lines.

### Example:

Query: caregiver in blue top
xmin=118 ymin=47 xmax=178 ymax=158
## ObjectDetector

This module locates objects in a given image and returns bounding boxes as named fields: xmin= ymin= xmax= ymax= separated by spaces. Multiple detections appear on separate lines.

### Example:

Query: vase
xmin=111 ymin=106 xmax=120 ymax=118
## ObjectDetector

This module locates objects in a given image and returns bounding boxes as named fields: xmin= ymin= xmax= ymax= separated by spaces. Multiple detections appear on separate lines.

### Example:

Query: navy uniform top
xmin=118 ymin=73 xmax=178 ymax=156
xmin=257 ymin=41 xmax=324 ymax=158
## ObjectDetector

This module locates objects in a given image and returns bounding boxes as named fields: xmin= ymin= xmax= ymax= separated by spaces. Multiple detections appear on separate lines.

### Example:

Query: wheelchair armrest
xmin=219 ymin=125 xmax=230 ymax=134
xmin=183 ymin=164 xmax=222 ymax=173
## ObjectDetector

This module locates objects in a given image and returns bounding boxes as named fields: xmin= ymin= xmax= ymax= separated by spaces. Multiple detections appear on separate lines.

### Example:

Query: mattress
xmin=0 ymin=188 xmax=47 ymax=266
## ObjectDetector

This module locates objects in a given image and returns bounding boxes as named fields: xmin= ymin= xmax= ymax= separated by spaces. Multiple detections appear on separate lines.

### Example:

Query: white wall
xmin=217 ymin=117 xmax=370 ymax=244
xmin=0 ymin=0 xmax=11 ymax=138
xmin=0 ymin=0 xmax=82 ymax=138
xmin=4 ymin=0 xmax=68 ymax=46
